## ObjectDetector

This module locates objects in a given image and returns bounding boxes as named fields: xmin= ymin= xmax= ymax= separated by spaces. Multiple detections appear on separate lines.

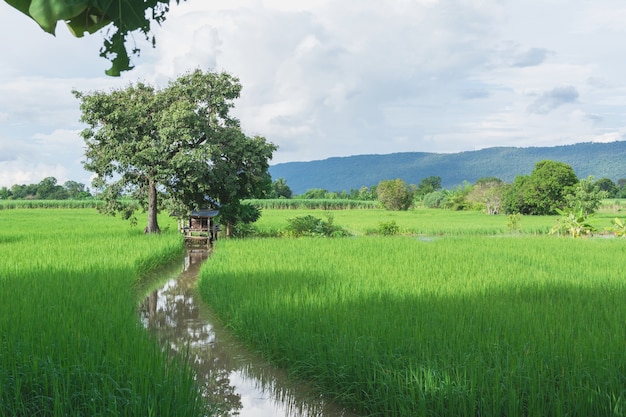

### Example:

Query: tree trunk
xmin=144 ymin=179 xmax=161 ymax=234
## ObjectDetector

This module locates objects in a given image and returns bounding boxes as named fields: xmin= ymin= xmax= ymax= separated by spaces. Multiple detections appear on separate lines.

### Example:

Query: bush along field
xmin=0 ymin=209 xmax=208 ymax=417
xmin=198 ymin=234 xmax=626 ymax=417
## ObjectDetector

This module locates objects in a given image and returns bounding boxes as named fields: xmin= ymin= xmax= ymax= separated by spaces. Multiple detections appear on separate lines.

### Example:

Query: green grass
xmin=246 ymin=198 xmax=379 ymax=210
xmin=254 ymin=206 xmax=624 ymax=237
xmin=253 ymin=208 xmax=550 ymax=236
xmin=0 ymin=209 xmax=207 ymax=416
xmin=0 ymin=199 xmax=104 ymax=209
xmin=198 ymin=235 xmax=626 ymax=416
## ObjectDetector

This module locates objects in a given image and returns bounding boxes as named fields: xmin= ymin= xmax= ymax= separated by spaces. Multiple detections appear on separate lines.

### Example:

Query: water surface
xmin=139 ymin=250 xmax=360 ymax=417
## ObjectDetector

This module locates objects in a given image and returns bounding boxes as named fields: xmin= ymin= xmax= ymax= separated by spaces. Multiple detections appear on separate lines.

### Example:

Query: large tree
xmin=5 ymin=0 xmax=185 ymax=75
xmin=415 ymin=176 xmax=442 ymax=199
xmin=74 ymin=69 xmax=276 ymax=234
xmin=504 ymin=160 xmax=578 ymax=215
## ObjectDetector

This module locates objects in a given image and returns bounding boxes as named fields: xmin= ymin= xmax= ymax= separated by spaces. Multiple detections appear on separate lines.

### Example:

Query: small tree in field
xmin=550 ymin=204 xmax=596 ymax=238
xmin=504 ymin=160 xmax=578 ymax=215
xmin=377 ymin=179 xmax=415 ymax=211
xmin=564 ymin=176 xmax=607 ymax=215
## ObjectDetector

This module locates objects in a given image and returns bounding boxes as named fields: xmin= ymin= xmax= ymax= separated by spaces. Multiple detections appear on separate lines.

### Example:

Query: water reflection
xmin=139 ymin=250 xmax=360 ymax=417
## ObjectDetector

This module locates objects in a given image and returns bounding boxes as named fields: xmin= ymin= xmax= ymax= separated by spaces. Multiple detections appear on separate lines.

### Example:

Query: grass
xmin=198 ymin=231 xmax=626 ymax=416
xmin=0 ymin=209 xmax=208 ymax=416
xmin=0 ymin=199 xmax=104 ymax=209
xmin=253 ymin=206 xmax=625 ymax=237
xmin=246 ymin=198 xmax=379 ymax=210
xmin=252 ymin=207 xmax=554 ymax=236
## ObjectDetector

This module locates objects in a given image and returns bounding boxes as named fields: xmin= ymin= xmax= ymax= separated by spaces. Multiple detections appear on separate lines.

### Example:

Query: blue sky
xmin=2 ymin=0 xmax=626 ymax=188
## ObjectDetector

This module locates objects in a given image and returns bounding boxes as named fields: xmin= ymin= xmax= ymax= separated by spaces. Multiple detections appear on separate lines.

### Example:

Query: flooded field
xmin=139 ymin=250 xmax=360 ymax=417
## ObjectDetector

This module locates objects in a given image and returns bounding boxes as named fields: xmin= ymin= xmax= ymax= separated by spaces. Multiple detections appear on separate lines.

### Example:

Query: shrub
xmin=377 ymin=179 xmax=415 ymax=211
xmin=378 ymin=220 xmax=399 ymax=236
xmin=507 ymin=213 xmax=522 ymax=233
xmin=550 ymin=204 xmax=596 ymax=238
xmin=610 ymin=218 xmax=626 ymax=237
xmin=423 ymin=190 xmax=448 ymax=208
xmin=286 ymin=214 xmax=350 ymax=237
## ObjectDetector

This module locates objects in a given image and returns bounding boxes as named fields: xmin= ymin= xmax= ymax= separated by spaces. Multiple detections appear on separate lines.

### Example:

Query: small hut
xmin=178 ymin=208 xmax=220 ymax=248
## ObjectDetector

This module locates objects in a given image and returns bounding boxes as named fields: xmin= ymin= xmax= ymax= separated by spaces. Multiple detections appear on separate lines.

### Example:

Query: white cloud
xmin=2 ymin=0 xmax=626 ymax=186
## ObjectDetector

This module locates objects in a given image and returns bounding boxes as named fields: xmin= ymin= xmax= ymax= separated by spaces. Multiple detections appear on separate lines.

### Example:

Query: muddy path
xmin=139 ymin=250 xmax=360 ymax=417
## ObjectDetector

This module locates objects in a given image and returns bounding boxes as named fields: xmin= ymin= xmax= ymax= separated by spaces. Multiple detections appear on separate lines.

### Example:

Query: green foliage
xmin=564 ymin=176 xmax=608 ymax=215
xmin=5 ymin=0 xmax=186 ymax=76
xmin=376 ymin=178 xmax=415 ymax=211
xmin=0 ymin=177 xmax=91 ymax=200
xmin=270 ymin=177 xmax=292 ymax=199
xmin=595 ymin=177 xmax=618 ymax=197
xmin=610 ymin=217 xmax=626 ymax=237
xmin=505 ymin=160 xmax=578 ymax=215
xmin=286 ymin=214 xmax=349 ymax=237
xmin=442 ymin=181 xmax=473 ymax=210
xmin=415 ymin=175 xmax=442 ymax=198
xmin=507 ymin=213 xmax=522 ymax=233
xmin=74 ymin=69 xmax=276 ymax=234
xmin=298 ymin=188 xmax=330 ymax=199
xmin=377 ymin=220 xmax=399 ymax=236
xmin=550 ymin=204 xmax=596 ymax=237
xmin=422 ymin=190 xmax=448 ymax=208
xmin=293 ymin=186 xmax=378 ymax=201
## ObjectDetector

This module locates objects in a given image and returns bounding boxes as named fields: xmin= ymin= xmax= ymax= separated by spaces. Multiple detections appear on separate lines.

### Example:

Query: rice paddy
xmin=198 ymin=229 xmax=626 ymax=416
xmin=4 ymin=205 xmax=626 ymax=416
xmin=0 ymin=209 xmax=207 ymax=416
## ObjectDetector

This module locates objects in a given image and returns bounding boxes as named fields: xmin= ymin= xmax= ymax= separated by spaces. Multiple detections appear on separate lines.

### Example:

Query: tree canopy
xmin=74 ymin=69 xmax=277 ymax=234
xmin=376 ymin=178 xmax=415 ymax=211
xmin=504 ymin=160 xmax=579 ymax=215
xmin=415 ymin=176 xmax=442 ymax=198
xmin=5 ymin=0 xmax=184 ymax=75
xmin=0 ymin=177 xmax=91 ymax=200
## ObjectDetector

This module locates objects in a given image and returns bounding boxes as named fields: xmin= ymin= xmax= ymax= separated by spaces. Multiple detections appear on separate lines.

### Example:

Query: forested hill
xmin=269 ymin=141 xmax=626 ymax=194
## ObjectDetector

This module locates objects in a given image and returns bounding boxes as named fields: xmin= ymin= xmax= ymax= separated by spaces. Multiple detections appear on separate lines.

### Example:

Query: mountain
xmin=268 ymin=141 xmax=626 ymax=194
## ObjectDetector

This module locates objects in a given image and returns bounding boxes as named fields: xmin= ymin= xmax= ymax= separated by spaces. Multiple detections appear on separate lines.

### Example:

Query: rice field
xmin=0 ymin=199 xmax=104 ymax=210
xmin=198 ymin=235 xmax=626 ymax=416
xmin=252 ymin=206 xmax=624 ymax=237
xmin=253 ymin=207 xmax=554 ymax=236
xmin=0 ymin=209 xmax=208 ymax=416
xmin=4 ymin=204 xmax=626 ymax=416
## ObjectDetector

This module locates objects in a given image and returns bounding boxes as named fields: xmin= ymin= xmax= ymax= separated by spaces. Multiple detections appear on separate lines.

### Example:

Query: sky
xmin=2 ymin=0 xmax=626 ymax=188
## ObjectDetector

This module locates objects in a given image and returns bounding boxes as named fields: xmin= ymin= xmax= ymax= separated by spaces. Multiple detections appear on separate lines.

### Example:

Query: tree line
xmin=274 ymin=160 xmax=626 ymax=216
xmin=0 ymin=177 xmax=92 ymax=200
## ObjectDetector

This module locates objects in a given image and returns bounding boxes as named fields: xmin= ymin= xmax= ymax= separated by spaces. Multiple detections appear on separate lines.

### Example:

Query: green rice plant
xmin=0 ymin=209 xmax=207 ymax=416
xmin=0 ymin=199 xmax=105 ymax=210
xmin=254 ymin=207 xmax=565 ymax=237
xmin=198 ymin=236 xmax=626 ymax=417
xmin=245 ymin=198 xmax=379 ymax=210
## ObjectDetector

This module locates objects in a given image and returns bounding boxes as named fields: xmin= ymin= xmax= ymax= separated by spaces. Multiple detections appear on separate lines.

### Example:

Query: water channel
xmin=138 ymin=250 xmax=361 ymax=417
